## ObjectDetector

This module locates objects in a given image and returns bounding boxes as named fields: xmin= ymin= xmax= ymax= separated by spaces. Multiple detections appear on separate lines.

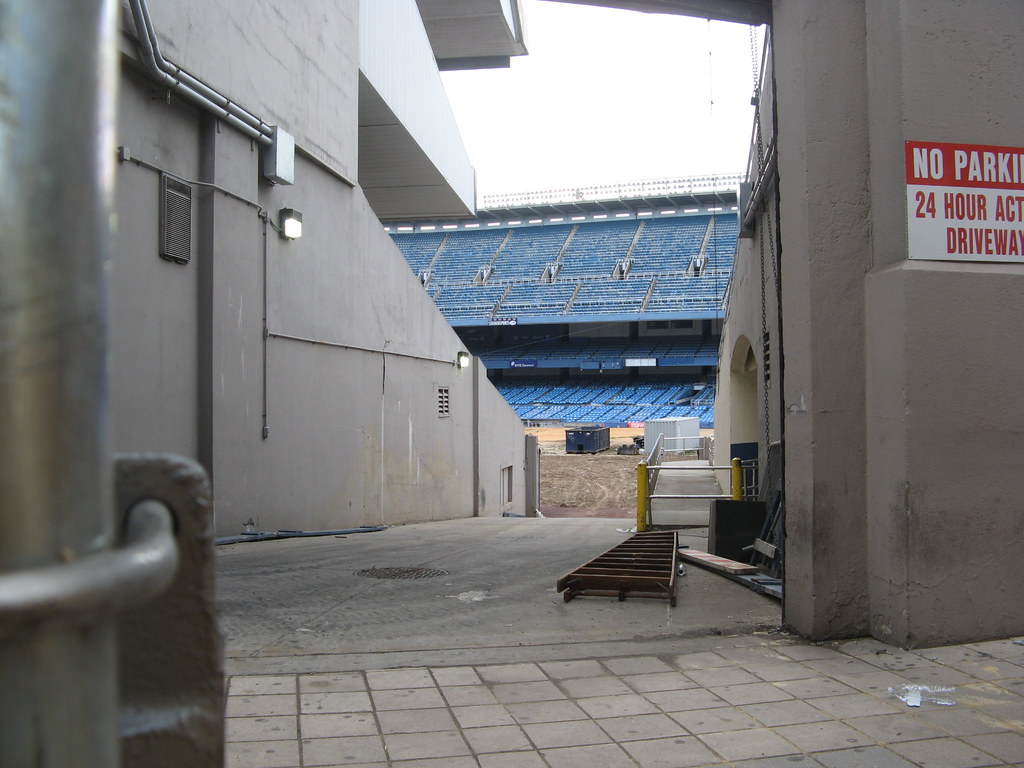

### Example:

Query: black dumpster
xmin=565 ymin=426 xmax=610 ymax=454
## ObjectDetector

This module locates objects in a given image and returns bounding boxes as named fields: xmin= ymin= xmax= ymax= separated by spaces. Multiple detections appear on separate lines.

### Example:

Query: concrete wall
xmin=722 ymin=0 xmax=1024 ymax=646
xmin=113 ymin=0 xmax=526 ymax=536
xmin=861 ymin=0 xmax=1024 ymax=646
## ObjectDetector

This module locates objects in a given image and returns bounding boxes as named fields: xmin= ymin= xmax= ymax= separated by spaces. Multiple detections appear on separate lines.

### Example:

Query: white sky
xmin=440 ymin=0 xmax=762 ymax=200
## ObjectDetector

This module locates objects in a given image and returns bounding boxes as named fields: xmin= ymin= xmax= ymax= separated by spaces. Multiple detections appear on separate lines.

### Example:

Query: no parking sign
xmin=905 ymin=140 xmax=1024 ymax=262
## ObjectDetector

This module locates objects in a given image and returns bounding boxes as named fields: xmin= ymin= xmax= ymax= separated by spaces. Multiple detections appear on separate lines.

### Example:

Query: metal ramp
xmin=556 ymin=531 xmax=678 ymax=605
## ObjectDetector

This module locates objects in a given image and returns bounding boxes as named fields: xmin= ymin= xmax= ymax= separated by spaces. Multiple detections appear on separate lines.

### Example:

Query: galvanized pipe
xmin=0 ymin=500 xmax=179 ymax=641
xmin=127 ymin=0 xmax=274 ymax=145
xmin=0 ymin=0 xmax=120 ymax=763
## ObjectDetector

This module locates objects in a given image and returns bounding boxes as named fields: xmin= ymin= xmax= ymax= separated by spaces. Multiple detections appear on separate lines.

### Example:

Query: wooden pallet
xmin=556 ymin=531 xmax=679 ymax=605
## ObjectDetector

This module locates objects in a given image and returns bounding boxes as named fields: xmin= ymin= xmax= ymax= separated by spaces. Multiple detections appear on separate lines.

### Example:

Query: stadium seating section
xmin=496 ymin=378 xmax=717 ymax=428
xmin=392 ymin=214 xmax=737 ymax=323
xmin=391 ymin=214 xmax=735 ymax=428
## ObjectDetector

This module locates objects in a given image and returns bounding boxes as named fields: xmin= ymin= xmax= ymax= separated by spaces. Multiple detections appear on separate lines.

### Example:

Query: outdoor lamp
xmin=279 ymin=208 xmax=302 ymax=239
xmin=456 ymin=351 xmax=471 ymax=369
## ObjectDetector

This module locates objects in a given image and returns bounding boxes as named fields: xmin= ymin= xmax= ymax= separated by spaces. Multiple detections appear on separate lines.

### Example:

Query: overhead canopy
xmin=544 ymin=0 xmax=771 ymax=25
xmin=416 ymin=0 xmax=528 ymax=70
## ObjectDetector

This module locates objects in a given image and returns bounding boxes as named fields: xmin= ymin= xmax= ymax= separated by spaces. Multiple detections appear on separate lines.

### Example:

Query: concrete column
xmin=773 ymin=0 xmax=871 ymax=638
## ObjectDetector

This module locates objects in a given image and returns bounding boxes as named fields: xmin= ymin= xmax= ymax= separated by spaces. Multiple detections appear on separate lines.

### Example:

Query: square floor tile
xmin=889 ymin=736 xmax=1003 ymax=768
xmin=597 ymin=713 xmax=689 ymax=742
xmin=376 ymin=707 xmax=456 ymax=734
xmin=775 ymin=645 xmax=845 ymax=662
xmin=712 ymin=682 xmax=794 ymax=706
xmin=560 ymin=676 xmax=633 ymax=698
xmin=808 ymin=693 xmax=899 ymax=719
xmin=299 ymin=672 xmax=366 ymax=693
xmin=699 ymin=727 xmax=800 ymax=761
xmin=645 ymin=687 xmax=726 ymax=712
xmin=686 ymin=667 xmax=761 ymax=688
xmin=668 ymin=706 xmax=760 ymax=734
xmin=963 ymin=731 xmax=1024 ymax=763
xmin=733 ymin=756 xmax=824 ymax=768
xmin=913 ymin=707 xmax=1009 ymax=737
xmin=371 ymin=687 xmax=446 ymax=711
xmin=539 ymin=742 xmax=638 ymax=768
xmin=602 ymin=656 xmax=675 ymax=675
xmin=672 ymin=651 xmax=733 ymax=670
xmin=742 ymin=662 xmax=820 ymax=683
xmin=775 ymin=677 xmax=859 ymax=700
xmin=577 ymin=693 xmax=659 ymax=718
xmin=740 ymin=699 xmax=833 ymax=727
xmin=366 ymin=668 xmax=434 ymax=690
xmin=430 ymin=666 xmax=482 ymax=686
xmin=773 ymin=720 xmax=873 ymax=751
xmin=225 ymin=716 xmax=297 ymax=743
xmin=845 ymin=713 xmax=945 ymax=743
xmin=300 ymin=711 xmax=378 ymax=738
xmin=622 ymin=735 xmax=721 ymax=767
xmin=227 ymin=694 xmax=297 ymax=718
xmin=477 ymin=752 xmax=549 ymax=768
xmin=491 ymin=681 xmax=566 ymax=704
xmin=812 ymin=745 xmax=916 ymax=768
xmin=478 ymin=663 xmax=547 ymax=683
xmin=622 ymin=671 xmax=697 ymax=693
xmin=225 ymin=738 xmax=300 ymax=768
xmin=540 ymin=659 xmax=606 ymax=679
xmin=300 ymin=691 xmax=373 ymax=714
xmin=463 ymin=724 xmax=533 ymax=754
xmin=383 ymin=730 xmax=470 ymax=761
xmin=230 ymin=675 xmax=297 ymax=696
xmin=441 ymin=684 xmax=500 ymax=706
xmin=506 ymin=699 xmax=589 ymax=724
xmin=300 ymin=735 xmax=386 ymax=766
xmin=523 ymin=719 xmax=611 ymax=748
xmin=451 ymin=703 xmax=517 ymax=728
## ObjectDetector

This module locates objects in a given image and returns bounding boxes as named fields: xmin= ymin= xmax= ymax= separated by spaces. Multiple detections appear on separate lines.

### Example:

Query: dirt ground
xmin=531 ymin=427 xmax=644 ymax=517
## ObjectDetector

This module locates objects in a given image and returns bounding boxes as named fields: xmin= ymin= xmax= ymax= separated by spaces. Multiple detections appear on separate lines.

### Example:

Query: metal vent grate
xmin=160 ymin=174 xmax=192 ymax=264
xmin=356 ymin=567 xmax=449 ymax=580
xmin=437 ymin=386 xmax=450 ymax=417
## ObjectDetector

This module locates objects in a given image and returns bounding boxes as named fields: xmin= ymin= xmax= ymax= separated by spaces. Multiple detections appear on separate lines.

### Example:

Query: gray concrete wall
xmin=773 ymin=0 xmax=871 ymax=640
xmin=112 ymin=1 xmax=526 ymax=537
xmin=138 ymin=0 xmax=359 ymax=180
xmin=722 ymin=0 xmax=1024 ymax=646
xmin=862 ymin=0 xmax=1024 ymax=646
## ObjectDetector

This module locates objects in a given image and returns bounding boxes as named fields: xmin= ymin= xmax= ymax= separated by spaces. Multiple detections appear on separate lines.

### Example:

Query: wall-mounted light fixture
xmin=279 ymin=208 xmax=302 ymax=239
xmin=456 ymin=351 xmax=471 ymax=369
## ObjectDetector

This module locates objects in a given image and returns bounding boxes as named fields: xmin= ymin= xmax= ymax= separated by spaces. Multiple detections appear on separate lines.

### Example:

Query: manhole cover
xmin=356 ymin=566 xmax=449 ymax=580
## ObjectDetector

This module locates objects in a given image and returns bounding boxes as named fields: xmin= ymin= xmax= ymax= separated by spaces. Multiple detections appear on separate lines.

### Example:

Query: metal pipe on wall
xmin=0 ymin=0 xmax=121 ymax=764
xmin=127 ymin=0 xmax=274 ymax=146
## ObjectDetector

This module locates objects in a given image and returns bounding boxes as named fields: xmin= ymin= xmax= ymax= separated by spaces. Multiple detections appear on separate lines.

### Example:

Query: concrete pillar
xmin=773 ymin=0 xmax=871 ymax=638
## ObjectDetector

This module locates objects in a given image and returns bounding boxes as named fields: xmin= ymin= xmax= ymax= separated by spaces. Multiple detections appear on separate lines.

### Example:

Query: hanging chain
xmin=751 ymin=24 xmax=773 ymax=452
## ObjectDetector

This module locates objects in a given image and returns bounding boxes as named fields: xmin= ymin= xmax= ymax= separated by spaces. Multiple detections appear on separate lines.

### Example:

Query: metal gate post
xmin=636 ymin=461 xmax=649 ymax=532
xmin=0 ymin=0 xmax=121 ymax=764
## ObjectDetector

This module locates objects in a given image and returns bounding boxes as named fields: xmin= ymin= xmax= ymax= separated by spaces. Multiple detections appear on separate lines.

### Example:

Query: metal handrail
xmin=0 ymin=500 xmax=179 ymax=640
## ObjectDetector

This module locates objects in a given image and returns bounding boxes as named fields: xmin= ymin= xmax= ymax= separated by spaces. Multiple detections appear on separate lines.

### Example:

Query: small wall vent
xmin=160 ymin=174 xmax=192 ymax=264
xmin=437 ymin=386 xmax=450 ymax=417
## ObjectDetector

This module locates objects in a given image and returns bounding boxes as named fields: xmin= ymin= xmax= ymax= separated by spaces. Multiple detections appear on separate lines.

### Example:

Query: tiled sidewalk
xmin=225 ymin=633 xmax=1024 ymax=768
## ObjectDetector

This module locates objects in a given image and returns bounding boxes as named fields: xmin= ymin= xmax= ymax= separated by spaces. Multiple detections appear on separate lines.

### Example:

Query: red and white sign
xmin=905 ymin=140 xmax=1024 ymax=262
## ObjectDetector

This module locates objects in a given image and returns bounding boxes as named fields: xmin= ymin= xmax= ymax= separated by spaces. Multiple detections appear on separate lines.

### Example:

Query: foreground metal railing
xmin=636 ymin=434 xmax=742 ymax=531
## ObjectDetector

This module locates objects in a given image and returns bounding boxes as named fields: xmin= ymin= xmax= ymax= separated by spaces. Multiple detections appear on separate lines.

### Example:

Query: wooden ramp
xmin=556 ymin=531 xmax=678 ymax=605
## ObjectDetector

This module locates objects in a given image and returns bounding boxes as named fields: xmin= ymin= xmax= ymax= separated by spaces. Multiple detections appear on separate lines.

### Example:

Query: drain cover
xmin=356 ymin=566 xmax=449 ymax=580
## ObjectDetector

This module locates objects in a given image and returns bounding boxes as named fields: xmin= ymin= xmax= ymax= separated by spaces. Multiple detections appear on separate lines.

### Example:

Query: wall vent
xmin=437 ymin=387 xmax=450 ymax=417
xmin=160 ymin=174 xmax=192 ymax=264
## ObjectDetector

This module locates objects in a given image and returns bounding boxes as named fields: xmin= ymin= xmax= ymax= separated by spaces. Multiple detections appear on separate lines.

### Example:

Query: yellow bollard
xmin=636 ymin=461 xmax=649 ymax=532
xmin=731 ymin=457 xmax=743 ymax=500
